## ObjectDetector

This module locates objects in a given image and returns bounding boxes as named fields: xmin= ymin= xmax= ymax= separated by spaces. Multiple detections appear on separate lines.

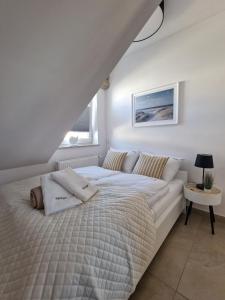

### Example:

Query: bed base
xmin=153 ymin=194 xmax=184 ymax=257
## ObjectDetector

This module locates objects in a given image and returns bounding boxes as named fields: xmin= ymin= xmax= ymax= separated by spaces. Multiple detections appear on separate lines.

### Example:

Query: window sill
xmin=58 ymin=143 xmax=100 ymax=150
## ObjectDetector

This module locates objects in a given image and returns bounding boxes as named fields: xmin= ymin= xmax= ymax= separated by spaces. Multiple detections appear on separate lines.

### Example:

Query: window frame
xmin=59 ymin=96 xmax=98 ymax=148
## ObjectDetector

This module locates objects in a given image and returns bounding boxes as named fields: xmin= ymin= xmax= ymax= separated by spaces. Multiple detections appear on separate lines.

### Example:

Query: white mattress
xmin=151 ymin=179 xmax=184 ymax=222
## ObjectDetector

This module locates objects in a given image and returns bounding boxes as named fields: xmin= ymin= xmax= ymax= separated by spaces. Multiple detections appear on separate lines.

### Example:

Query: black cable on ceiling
xmin=133 ymin=0 xmax=164 ymax=43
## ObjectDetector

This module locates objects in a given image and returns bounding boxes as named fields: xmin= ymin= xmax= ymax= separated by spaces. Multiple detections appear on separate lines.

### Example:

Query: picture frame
xmin=132 ymin=82 xmax=179 ymax=127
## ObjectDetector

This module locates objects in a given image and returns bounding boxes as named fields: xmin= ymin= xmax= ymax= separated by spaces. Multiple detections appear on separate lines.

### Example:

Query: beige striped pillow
xmin=103 ymin=150 xmax=127 ymax=171
xmin=133 ymin=153 xmax=169 ymax=179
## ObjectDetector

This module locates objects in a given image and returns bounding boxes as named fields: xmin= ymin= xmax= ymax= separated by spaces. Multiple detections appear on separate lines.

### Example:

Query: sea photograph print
xmin=132 ymin=83 xmax=179 ymax=127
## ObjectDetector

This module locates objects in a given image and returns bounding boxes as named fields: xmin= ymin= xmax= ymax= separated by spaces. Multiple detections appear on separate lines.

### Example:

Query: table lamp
xmin=195 ymin=154 xmax=214 ymax=190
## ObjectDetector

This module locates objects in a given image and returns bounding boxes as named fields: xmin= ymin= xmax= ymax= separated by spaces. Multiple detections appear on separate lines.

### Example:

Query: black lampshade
xmin=195 ymin=154 xmax=214 ymax=169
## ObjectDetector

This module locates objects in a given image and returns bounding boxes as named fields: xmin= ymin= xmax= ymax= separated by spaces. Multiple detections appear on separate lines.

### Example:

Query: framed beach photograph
xmin=132 ymin=83 xmax=179 ymax=127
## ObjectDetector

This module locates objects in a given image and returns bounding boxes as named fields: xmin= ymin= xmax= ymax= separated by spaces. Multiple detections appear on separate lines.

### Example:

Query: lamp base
xmin=196 ymin=183 xmax=204 ymax=190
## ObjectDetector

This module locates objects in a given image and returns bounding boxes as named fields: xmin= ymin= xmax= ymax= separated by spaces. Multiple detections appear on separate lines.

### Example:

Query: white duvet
xmin=76 ymin=166 xmax=169 ymax=208
xmin=0 ymin=166 xmax=168 ymax=300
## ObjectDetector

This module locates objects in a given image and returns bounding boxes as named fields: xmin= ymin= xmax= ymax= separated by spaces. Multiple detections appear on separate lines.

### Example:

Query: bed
xmin=0 ymin=166 xmax=187 ymax=300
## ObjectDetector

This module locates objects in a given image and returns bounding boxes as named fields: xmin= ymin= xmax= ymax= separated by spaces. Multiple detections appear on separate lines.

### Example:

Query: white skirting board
xmin=57 ymin=155 xmax=99 ymax=170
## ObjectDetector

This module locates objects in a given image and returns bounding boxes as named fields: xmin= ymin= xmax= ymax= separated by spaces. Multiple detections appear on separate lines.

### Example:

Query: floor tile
xmin=130 ymin=210 xmax=225 ymax=300
xmin=149 ymin=214 xmax=200 ymax=290
xmin=196 ymin=213 xmax=225 ymax=238
xmin=149 ymin=240 xmax=189 ymax=290
xmin=177 ymin=259 xmax=225 ymax=300
xmin=173 ymin=292 xmax=188 ymax=300
xmin=178 ymin=212 xmax=225 ymax=300
xmin=130 ymin=273 xmax=175 ymax=300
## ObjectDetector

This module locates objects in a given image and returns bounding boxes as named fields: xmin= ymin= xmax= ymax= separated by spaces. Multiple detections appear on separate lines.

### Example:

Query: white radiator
xmin=57 ymin=155 xmax=99 ymax=170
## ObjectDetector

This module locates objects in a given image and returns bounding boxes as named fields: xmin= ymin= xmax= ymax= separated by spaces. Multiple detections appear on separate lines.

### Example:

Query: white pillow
xmin=110 ymin=148 xmax=139 ymax=173
xmin=161 ymin=157 xmax=181 ymax=182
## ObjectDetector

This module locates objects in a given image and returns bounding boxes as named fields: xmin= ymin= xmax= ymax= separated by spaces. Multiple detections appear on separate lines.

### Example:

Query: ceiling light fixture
xmin=133 ymin=0 xmax=164 ymax=43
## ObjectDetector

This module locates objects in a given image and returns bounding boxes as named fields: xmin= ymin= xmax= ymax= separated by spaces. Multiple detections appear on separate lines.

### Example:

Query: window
xmin=60 ymin=96 xmax=98 ymax=147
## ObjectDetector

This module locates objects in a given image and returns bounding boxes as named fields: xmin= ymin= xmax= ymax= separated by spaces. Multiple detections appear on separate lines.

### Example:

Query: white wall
xmin=0 ymin=0 xmax=160 ymax=170
xmin=107 ymin=12 xmax=225 ymax=216
xmin=0 ymin=91 xmax=107 ymax=185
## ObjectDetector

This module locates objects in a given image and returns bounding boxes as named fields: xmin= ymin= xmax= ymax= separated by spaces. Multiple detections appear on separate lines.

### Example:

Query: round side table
xmin=184 ymin=183 xmax=222 ymax=234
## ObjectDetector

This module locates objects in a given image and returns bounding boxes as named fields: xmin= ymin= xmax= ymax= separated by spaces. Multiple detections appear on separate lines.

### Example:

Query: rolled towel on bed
xmin=30 ymin=186 xmax=44 ymax=209
xmin=51 ymin=167 xmax=98 ymax=202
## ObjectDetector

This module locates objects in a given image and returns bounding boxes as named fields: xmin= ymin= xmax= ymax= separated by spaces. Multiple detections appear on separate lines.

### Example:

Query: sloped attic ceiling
xmin=0 ymin=0 xmax=160 ymax=170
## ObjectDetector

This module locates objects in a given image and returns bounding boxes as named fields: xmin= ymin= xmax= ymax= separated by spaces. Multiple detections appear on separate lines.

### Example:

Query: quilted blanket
xmin=0 ymin=169 xmax=157 ymax=300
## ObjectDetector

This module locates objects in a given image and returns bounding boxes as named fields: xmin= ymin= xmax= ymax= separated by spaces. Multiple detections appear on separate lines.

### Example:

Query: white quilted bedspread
xmin=0 ymin=167 xmax=158 ymax=300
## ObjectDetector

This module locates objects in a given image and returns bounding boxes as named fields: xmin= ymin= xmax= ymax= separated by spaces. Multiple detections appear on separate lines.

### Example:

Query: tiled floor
xmin=130 ymin=210 xmax=225 ymax=300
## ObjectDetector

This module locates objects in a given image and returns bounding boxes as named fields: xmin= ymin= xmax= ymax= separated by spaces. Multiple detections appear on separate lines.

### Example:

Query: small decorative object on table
xmin=184 ymin=183 xmax=222 ymax=234
xmin=204 ymin=171 xmax=214 ymax=192
xmin=194 ymin=154 xmax=214 ymax=190
xmin=69 ymin=136 xmax=78 ymax=144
